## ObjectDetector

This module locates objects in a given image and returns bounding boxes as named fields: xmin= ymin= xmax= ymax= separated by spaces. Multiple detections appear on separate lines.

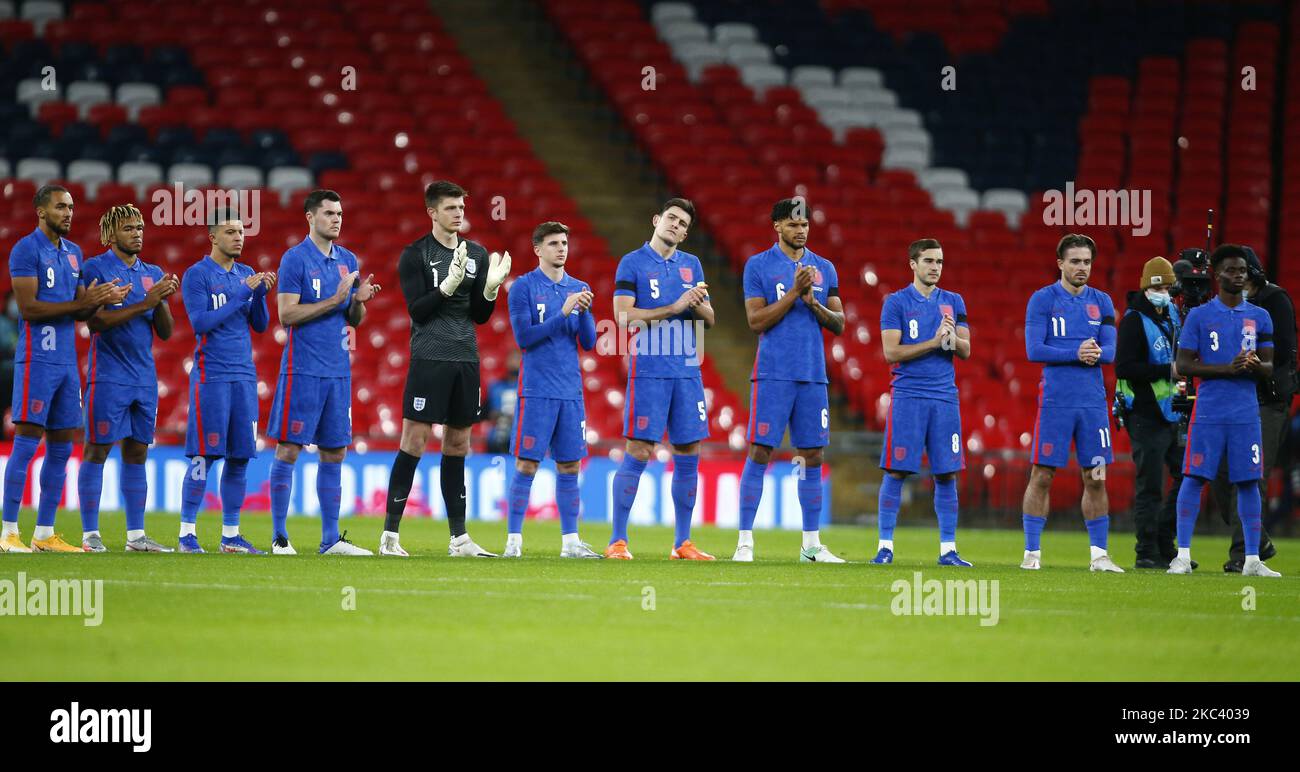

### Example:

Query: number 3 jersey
xmin=1024 ymin=282 xmax=1116 ymax=408
xmin=1178 ymin=296 xmax=1273 ymax=424
xmin=880 ymin=284 xmax=968 ymax=402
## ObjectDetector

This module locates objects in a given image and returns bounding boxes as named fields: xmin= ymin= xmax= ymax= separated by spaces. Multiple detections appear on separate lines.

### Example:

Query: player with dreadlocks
xmin=78 ymin=204 xmax=180 ymax=551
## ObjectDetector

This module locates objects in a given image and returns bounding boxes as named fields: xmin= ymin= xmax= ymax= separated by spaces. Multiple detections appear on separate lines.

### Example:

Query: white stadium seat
xmin=791 ymin=66 xmax=835 ymax=89
xmin=0 ymin=1 xmax=15 ymax=20
xmin=724 ymin=41 xmax=772 ymax=67
xmin=217 ymin=165 xmax=264 ymax=190
xmin=118 ymin=161 xmax=164 ymax=198
xmin=67 ymin=160 xmax=113 ymax=198
xmin=714 ymin=22 xmax=758 ymax=46
xmin=650 ymin=2 xmax=695 ymax=26
xmin=839 ymin=67 xmax=884 ymax=89
xmin=17 ymin=77 xmax=61 ymax=118
xmin=20 ymin=0 xmax=63 ymax=34
xmin=116 ymin=83 xmax=162 ymax=120
xmin=15 ymin=158 xmax=61 ymax=185
xmin=166 ymin=163 xmax=214 ymax=189
xmin=881 ymin=145 xmax=929 ymax=173
xmin=0 ymin=158 xmax=11 ymax=178
xmin=67 ymin=81 xmax=112 ymax=116
xmin=738 ymin=63 xmax=786 ymax=92
xmin=267 ymin=167 xmax=313 ymax=200
xmin=920 ymin=167 xmax=970 ymax=192
xmin=658 ymin=20 xmax=710 ymax=44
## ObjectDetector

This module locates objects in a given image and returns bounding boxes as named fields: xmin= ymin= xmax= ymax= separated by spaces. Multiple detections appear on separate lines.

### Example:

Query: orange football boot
xmin=604 ymin=540 xmax=634 ymax=559
xmin=670 ymin=540 xmax=715 ymax=560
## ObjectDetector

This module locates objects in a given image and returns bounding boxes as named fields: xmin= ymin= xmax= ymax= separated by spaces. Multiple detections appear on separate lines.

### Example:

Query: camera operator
xmin=1115 ymin=257 xmax=1188 ymax=568
xmin=1209 ymin=245 xmax=1294 ymax=572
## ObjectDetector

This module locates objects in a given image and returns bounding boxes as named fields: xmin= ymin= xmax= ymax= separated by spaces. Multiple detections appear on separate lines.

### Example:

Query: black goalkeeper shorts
xmin=402 ymin=360 xmax=481 ymax=427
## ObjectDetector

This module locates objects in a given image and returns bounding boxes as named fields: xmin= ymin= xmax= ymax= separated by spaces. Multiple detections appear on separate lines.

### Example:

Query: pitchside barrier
xmin=0 ymin=444 xmax=831 ymax=530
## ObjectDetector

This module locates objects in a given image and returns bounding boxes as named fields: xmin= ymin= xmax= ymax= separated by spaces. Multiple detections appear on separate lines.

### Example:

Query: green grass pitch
xmin=3 ymin=510 xmax=1297 ymax=681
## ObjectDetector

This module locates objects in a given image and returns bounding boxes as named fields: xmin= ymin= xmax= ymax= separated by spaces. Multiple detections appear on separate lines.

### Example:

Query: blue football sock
xmin=671 ymin=454 xmax=699 ymax=548
xmin=220 ymin=458 xmax=248 ymax=528
xmin=3 ymin=434 xmax=40 ymax=523
xmin=78 ymin=460 xmax=105 ymax=533
xmin=798 ymin=464 xmax=823 ymax=532
xmin=878 ymin=474 xmax=904 ymax=541
xmin=934 ymin=476 xmax=958 ymax=543
xmin=269 ymin=458 xmax=294 ymax=540
xmin=317 ymin=461 xmax=342 ymax=548
xmin=1176 ymin=476 xmax=1205 ymax=548
xmin=121 ymin=462 xmax=147 ymax=534
xmin=36 ymin=441 xmax=72 ymax=528
xmin=1022 ymin=514 xmax=1046 ymax=551
xmin=1085 ymin=514 xmax=1109 ymax=550
xmin=557 ymin=472 xmax=580 ymax=536
xmin=507 ymin=468 xmax=534 ymax=535
xmin=180 ymin=457 xmax=208 ymax=524
xmin=609 ymin=456 xmax=646 ymax=545
xmin=1236 ymin=481 xmax=1263 ymax=556
xmin=738 ymin=457 xmax=767 ymax=531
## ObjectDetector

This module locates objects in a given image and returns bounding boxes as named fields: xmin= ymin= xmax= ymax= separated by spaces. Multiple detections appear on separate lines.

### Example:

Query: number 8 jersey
xmin=880 ymin=284 xmax=968 ymax=402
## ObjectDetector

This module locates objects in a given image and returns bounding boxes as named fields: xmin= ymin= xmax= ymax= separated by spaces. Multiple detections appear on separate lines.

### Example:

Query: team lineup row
xmin=0 ymin=182 xmax=1283 ymax=576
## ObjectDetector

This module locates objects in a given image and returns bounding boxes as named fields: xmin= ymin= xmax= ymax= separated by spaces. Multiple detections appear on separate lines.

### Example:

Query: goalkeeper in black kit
xmin=379 ymin=181 xmax=510 ymax=557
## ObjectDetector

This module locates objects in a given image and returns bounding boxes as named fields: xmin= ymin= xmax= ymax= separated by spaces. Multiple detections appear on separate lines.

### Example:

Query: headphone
xmin=1241 ymin=245 xmax=1267 ymax=287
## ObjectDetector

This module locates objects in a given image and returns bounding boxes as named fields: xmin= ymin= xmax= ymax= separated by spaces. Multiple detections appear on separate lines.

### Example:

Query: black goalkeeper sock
xmin=442 ymin=454 xmax=467 ymax=537
xmin=385 ymin=450 xmax=420 ymax=532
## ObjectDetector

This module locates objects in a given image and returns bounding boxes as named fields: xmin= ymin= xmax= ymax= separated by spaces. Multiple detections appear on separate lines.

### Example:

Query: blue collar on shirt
xmin=532 ymin=267 xmax=576 ymax=288
xmin=906 ymin=283 xmax=941 ymax=303
xmin=1052 ymin=281 xmax=1090 ymax=300
xmin=28 ymin=227 xmax=69 ymax=253
xmin=1208 ymin=296 xmax=1249 ymax=314
xmin=105 ymin=250 xmax=142 ymax=272
xmin=301 ymin=236 xmax=337 ymax=261
xmin=639 ymin=242 xmax=683 ymax=264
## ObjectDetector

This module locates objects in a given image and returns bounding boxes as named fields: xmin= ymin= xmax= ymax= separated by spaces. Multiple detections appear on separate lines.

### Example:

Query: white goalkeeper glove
xmin=439 ymin=240 xmax=468 ymax=297
xmin=484 ymin=250 xmax=511 ymax=301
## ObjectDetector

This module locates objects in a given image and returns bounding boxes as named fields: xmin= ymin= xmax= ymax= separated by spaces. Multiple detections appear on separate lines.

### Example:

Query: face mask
xmin=1146 ymin=289 xmax=1170 ymax=308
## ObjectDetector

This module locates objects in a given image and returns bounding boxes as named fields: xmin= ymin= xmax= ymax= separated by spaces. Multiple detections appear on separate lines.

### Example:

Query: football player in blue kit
xmin=607 ymin=198 xmax=715 ymax=560
xmin=78 ymin=204 xmax=179 ymax=553
xmin=177 ymin=212 xmax=276 ymax=554
xmin=735 ymin=198 xmax=846 ymax=563
xmin=875 ymin=238 xmax=972 ymax=566
xmin=502 ymin=221 xmax=601 ymax=558
xmin=3 ymin=185 xmax=129 ymax=553
xmin=1020 ymin=234 xmax=1124 ymax=572
xmin=266 ymin=190 xmax=380 ymax=556
xmin=1168 ymin=245 xmax=1281 ymax=577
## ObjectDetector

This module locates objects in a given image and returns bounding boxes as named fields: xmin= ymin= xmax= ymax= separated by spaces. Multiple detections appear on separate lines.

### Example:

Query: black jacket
xmin=1248 ymin=282 xmax=1298 ymax=405
xmin=1115 ymin=290 xmax=1179 ymax=423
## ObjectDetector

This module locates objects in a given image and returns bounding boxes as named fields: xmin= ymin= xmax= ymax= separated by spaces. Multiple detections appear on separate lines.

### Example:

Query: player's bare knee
xmin=797 ymin=448 xmax=824 ymax=467
xmin=50 ymin=427 xmax=79 ymax=443
xmin=1029 ymin=465 xmax=1055 ymax=487
xmin=748 ymin=444 xmax=773 ymax=465
xmin=120 ymin=440 xmax=148 ymax=465
xmin=443 ymin=426 xmax=471 ymax=456
xmin=399 ymin=421 xmax=430 ymax=456
xmin=83 ymin=443 xmax=112 ymax=464
xmin=319 ymin=447 xmax=346 ymax=463
xmin=13 ymin=422 xmax=43 ymax=439
xmin=556 ymin=460 xmax=580 ymax=475
xmin=625 ymin=440 xmax=652 ymax=462
xmin=275 ymin=442 xmax=302 ymax=464
xmin=516 ymin=457 xmax=540 ymax=475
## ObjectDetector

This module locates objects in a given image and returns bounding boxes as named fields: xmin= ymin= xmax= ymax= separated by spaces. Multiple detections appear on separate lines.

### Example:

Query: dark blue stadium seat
xmin=307 ymin=151 xmax=349 ymax=176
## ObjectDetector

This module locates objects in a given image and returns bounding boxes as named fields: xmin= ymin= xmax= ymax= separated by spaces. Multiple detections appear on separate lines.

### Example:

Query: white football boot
xmin=800 ymin=544 xmax=845 ymax=563
xmin=559 ymin=541 xmax=603 ymax=558
xmin=1166 ymin=556 xmax=1194 ymax=574
xmin=1090 ymin=554 xmax=1125 ymax=573
xmin=732 ymin=544 xmax=754 ymax=562
xmin=378 ymin=531 xmax=409 ymax=557
xmin=1242 ymin=558 xmax=1281 ymax=578
xmin=1020 ymin=550 xmax=1041 ymax=570
xmin=448 ymin=533 xmax=497 ymax=557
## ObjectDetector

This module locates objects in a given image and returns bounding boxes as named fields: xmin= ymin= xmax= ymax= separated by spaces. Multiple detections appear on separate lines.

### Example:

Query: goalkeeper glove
xmin=439 ymin=240 xmax=468 ymax=297
xmin=484 ymin=250 xmax=511 ymax=301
